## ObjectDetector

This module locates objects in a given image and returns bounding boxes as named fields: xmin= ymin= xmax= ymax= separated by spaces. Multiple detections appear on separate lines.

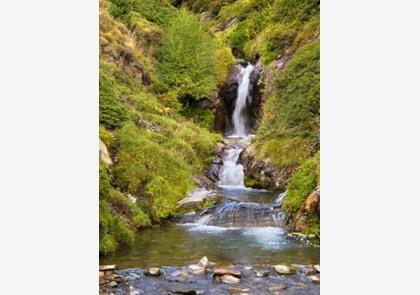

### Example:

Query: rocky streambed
xmin=100 ymin=257 xmax=320 ymax=295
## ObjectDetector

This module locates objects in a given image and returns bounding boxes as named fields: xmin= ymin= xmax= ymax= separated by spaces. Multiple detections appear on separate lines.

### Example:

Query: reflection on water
xmin=100 ymin=223 xmax=319 ymax=269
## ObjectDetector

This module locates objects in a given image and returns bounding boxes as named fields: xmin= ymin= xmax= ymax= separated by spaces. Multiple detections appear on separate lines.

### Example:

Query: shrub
xmin=108 ymin=0 xmax=134 ymax=21
xmin=157 ymin=9 xmax=217 ymax=100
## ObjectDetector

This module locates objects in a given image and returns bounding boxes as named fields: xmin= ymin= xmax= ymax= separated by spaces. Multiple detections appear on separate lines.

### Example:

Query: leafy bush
xmin=282 ymin=154 xmax=319 ymax=213
xmin=157 ymin=9 xmax=217 ymax=100
xmin=99 ymin=125 xmax=115 ymax=148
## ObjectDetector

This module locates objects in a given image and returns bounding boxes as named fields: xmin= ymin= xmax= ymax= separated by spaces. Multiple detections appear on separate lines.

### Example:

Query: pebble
xmin=108 ymin=281 xmax=118 ymax=287
xmin=146 ymin=267 xmax=161 ymax=276
xmin=309 ymin=275 xmax=320 ymax=284
xmin=274 ymin=265 xmax=297 ymax=275
xmin=255 ymin=269 xmax=270 ymax=277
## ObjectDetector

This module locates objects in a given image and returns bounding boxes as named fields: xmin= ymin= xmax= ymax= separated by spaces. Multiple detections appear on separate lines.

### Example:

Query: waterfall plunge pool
xmin=99 ymin=222 xmax=319 ymax=269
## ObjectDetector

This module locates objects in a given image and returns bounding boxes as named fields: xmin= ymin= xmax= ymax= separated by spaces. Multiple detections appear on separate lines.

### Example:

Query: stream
xmin=101 ymin=63 xmax=319 ymax=268
xmin=100 ymin=64 xmax=320 ymax=294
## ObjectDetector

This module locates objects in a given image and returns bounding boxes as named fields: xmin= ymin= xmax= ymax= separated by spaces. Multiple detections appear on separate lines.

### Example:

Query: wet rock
xmin=274 ymin=265 xmax=297 ymax=275
xmin=255 ymin=269 xmax=270 ymax=277
xmin=238 ymin=144 xmax=294 ymax=192
xmin=313 ymin=264 xmax=320 ymax=273
xmin=268 ymin=284 xmax=288 ymax=292
xmin=309 ymin=275 xmax=320 ymax=284
xmin=201 ymin=201 xmax=287 ymax=228
xmin=178 ymin=189 xmax=224 ymax=211
xmin=220 ymin=274 xmax=241 ymax=284
xmin=146 ymin=267 xmax=161 ymax=276
xmin=213 ymin=268 xmax=242 ymax=278
xmin=169 ymin=285 xmax=198 ymax=294
xmin=108 ymin=281 xmax=118 ymax=287
xmin=198 ymin=256 xmax=209 ymax=268
xmin=189 ymin=265 xmax=205 ymax=275
xmin=303 ymin=265 xmax=317 ymax=276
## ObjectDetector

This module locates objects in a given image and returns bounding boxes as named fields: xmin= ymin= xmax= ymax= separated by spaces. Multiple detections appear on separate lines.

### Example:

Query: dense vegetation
xmin=99 ymin=0 xmax=320 ymax=254
xmin=99 ymin=0 xmax=224 ymax=254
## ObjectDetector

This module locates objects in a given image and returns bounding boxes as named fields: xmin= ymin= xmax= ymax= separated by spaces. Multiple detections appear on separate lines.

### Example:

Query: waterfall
xmin=218 ymin=143 xmax=245 ymax=187
xmin=232 ymin=64 xmax=255 ymax=137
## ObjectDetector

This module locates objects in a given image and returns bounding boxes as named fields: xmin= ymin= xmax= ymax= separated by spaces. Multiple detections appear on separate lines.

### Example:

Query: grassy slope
xmin=99 ymin=0 xmax=223 ymax=254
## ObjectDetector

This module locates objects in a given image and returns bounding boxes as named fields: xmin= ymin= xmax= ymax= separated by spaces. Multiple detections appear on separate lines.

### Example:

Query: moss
xmin=99 ymin=125 xmax=115 ymax=148
xmin=282 ymin=153 xmax=319 ymax=214
xmin=244 ymin=176 xmax=265 ymax=189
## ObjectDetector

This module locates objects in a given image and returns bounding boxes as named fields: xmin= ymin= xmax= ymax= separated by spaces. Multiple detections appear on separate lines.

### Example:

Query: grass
xmin=282 ymin=153 xmax=319 ymax=213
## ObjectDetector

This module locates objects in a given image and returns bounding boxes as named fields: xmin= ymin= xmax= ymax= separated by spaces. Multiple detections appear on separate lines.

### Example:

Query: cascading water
xmin=232 ymin=64 xmax=255 ymax=137
xmin=218 ymin=64 xmax=255 ymax=188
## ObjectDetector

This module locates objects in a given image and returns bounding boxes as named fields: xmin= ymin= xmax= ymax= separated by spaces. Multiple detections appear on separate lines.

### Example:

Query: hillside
xmin=99 ymin=0 xmax=320 ymax=255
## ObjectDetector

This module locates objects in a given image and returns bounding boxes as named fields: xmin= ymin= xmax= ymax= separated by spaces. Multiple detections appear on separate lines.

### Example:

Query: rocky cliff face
xmin=213 ymin=62 xmax=264 ymax=134
xmin=238 ymin=144 xmax=294 ymax=192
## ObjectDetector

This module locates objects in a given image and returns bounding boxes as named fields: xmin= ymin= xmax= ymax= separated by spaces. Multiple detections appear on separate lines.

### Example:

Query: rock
xmin=255 ymin=269 xmax=270 ymax=277
xmin=268 ymin=284 xmax=288 ymax=291
xmin=198 ymin=256 xmax=209 ymax=268
xmin=221 ymin=274 xmax=241 ymax=284
xmin=303 ymin=265 xmax=317 ymax=276
xmin=99 ymin=265 xmax=116 ymax=271
xmin=146 ymin=267 xmax=161 ymax=276
xmin=309 ymin=275 xmax=320 ymax=284
xmin=169 ymin=285 xmax=198 ymax=294
xmin=291 ymin=186 xmax=320 ymax=232
xmin=188 ymin=264 xmax=205 ymax=275
xmin=274 ymin=265 xmax=297 ymax=275
xmin=178 ymin=189 xmax=223 ymax=211
xmin=107 ymin=281 xmax=118 ymax=287
xmin=238 ymin=144 xmax=294 ymax=192
xmin=213 ymin=268 xmax=242 ymax=278
xmin=313 ymin=264 xmax=320 ymax=273
xmin=99 ymin=140 xmax=113 ymax=165
xmin=244 ymin=266 xmax=252 ymax=271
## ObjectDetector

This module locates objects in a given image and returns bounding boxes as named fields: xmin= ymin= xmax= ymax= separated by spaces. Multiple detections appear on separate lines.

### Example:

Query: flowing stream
xmin=100 ymin=64 xmax=319 ymax=269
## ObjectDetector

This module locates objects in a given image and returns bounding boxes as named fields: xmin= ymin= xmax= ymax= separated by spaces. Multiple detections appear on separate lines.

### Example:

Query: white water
xmin=218 ymin=64 xmax=255 ymax=188
xmin=218 ymin=143 xmax=245 ymax=187
xmin=232 ymin=64 xmax=255 ymax=137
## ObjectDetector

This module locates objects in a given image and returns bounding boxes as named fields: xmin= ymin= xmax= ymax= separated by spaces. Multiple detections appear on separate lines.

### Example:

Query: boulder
xmin=221 ymin=274 xmax=241 ymax=284
xmin=177 ymin=189 xmax=224 ymax=211
xmin=313 ymin=264 xmax=320 ymax=273
xmin=274 ymin=265 xmax=297 ymax=275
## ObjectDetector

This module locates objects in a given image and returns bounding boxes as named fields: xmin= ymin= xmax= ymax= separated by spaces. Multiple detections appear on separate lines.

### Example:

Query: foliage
xmin=282 ymin=153 xmax=319 ymax=213
xmin=157 ymin=9 xmax=217 ymax=100
xmin=113 ymin=123 xmax=196 ymax=220
xmin=180 ymin=105 xmax=215 ymax=130
xmin=253 ymin=41 xmax=319 ymax=167
xmin=99 ymin=125 xmax=115 ymax=148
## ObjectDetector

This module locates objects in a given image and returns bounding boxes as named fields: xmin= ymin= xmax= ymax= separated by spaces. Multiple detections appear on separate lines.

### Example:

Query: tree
xmin=157 ymin=9 xmax=216 ymax=100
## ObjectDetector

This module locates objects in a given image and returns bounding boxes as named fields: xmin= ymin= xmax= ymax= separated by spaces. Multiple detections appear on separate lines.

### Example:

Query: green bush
xmin=157 ymin=9 xmax=217 ymax=100
xmin=108 ymin=0 xmax=134 ymax=20
xmin=132 ymin=0 xmax=176 ymax=26
xmin=282 ymin=153 xmax=319 ymax=213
